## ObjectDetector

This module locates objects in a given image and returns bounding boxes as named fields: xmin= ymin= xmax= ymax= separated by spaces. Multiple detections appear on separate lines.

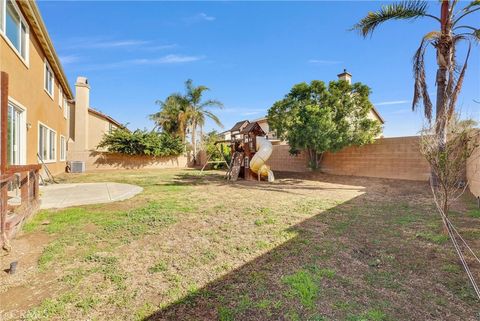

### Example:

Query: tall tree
xmin=267 ymin=80 xmax=382 ymax=169
xmin=353 ymin=0 xmax=479 ymax=148
xmin=150 ymin=94 xmax=190 ymax=142
xmin=182 ymin=79 xmax=224 ymax=164
xmin=151 ymin=80 xmax=224 ymax=163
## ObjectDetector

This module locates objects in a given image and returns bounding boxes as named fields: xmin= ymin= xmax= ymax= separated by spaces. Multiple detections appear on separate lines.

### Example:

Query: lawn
xmin=0 ymin=169 xmax=478 ymax=321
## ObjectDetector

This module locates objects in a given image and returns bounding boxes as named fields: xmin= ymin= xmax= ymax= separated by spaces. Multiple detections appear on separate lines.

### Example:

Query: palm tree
xmin=183 ymin=79 xmax=224 ymax=164
xmin=152 ymin=80 xmax=224 ymax=163
xmin=353 ymin=0 xmax=479 ymax=148
xmin=150 ymin=94 xmax=191 ymax=142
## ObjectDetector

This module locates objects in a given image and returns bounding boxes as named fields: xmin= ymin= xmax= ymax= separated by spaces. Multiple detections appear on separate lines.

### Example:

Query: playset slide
xmin=250 ymin=136 xmax=275 ymax=182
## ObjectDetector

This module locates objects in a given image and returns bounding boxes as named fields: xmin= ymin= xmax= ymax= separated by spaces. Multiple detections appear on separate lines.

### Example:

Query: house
xmin=0 ymin=0 xmax=121 ymax=175
xmin=68 ymin=77 xmax=123 ymax=162
xmin=0 ymin=0 xmax=73 ymax=175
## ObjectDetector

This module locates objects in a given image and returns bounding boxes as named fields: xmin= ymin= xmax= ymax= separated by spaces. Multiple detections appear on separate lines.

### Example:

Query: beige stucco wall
xmin=467 ymin=136 xmax=480 ymax=197
xmin=0 ymin=2 xmax=69 ymax=175
xmin=88 ymin=112 xmax=113 ymax=150
xmin=67 ymin=150 xmax=189 ymax=171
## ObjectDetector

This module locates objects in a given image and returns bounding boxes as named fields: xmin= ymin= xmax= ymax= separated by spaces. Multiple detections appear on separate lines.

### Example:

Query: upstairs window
xmin=58 ymin=87 xmax=63 ymax=108
xmin=2 ymin=0 xmax=29 ymax=62
xmin=63 ymin=100 xmax=69 ymax=119
xmin=44 ymin=60 xmax=54 ymax=98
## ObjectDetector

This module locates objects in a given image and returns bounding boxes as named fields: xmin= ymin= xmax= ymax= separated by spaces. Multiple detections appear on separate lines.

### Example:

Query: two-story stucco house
xmin=0 ymin=0 xmax=73 ymax=175
xmin=0 ymin=0 xmax=121 ymax=175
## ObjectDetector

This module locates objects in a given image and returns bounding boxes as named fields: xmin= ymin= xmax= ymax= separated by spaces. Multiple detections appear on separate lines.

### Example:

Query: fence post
xmin=1 ymin=72 xmax=9 ymax=250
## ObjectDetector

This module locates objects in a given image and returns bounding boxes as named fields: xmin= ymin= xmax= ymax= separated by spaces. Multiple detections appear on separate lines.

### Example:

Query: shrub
xmin=98 ymin=128 xmax=184 ymax=157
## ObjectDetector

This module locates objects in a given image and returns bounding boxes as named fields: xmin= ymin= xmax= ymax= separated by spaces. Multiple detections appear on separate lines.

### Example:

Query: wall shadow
xmin=144 ymin=174 xmax=477 ymax=320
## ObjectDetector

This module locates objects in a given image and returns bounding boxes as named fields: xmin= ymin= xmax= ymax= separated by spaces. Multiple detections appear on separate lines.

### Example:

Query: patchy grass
xmin=282 ymin=270 xmax=319 ymax=308
xmin=1 ymin=169 xmax=479 ymax=321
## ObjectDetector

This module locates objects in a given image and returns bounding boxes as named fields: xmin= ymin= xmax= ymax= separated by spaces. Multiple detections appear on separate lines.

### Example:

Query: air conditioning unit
xmin=69 ymin=161 xmax=86 ymax=173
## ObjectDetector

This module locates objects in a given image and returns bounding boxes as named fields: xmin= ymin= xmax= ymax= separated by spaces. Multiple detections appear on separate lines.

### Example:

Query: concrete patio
xmin=39 ymin=183 xmax=143 ymax=209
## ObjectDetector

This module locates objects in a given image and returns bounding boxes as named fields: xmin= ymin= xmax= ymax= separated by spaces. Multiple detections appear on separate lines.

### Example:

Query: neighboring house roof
xmin=88 ymin=108 xmax=123 ymax=128
xmin=17 ymin=1 xmax=73 ymax=99
xmin=240 ymin=122 xmax=265 ymax=135
xmin=371 ymin=106 xmax=385 ymax=124
xmin=230 ymin=120 xmax=250 ymax=132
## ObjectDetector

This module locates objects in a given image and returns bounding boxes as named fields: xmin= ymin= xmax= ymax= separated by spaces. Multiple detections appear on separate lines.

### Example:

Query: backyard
xmin=0 ymin=169 xmax=479 ymax=320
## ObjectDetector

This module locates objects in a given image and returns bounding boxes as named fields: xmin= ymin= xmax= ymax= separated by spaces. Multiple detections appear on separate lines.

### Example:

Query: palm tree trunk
xmin=435 ymin=0 xmax=452 ymax=233
xmin=191 ymin=121 xmax=197 ymax=164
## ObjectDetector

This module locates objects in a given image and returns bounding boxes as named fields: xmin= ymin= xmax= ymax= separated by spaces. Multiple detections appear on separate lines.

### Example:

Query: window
xmin=109 ymin=122 xmax=113 ymax=133
xmin=60 ymin=135 xmax=66 ymax=161
xmin=38 ymin=123 xmax=56 ymax=162
xmin=7 ymin=101 xmax=25 ymax=165
xmin=1 ymin=0 xmax=29 ymax=62
xmin=63 ymin=101 xmax=69 ymax=119
xmin=44 ymin=60 xmax=54 ymax=98
xmin=58 ymin=87 xmax=63 ymax=107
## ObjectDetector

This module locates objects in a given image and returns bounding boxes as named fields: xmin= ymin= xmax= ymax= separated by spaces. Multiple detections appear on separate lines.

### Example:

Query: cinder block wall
xmin=268 ymin=136 xmax=431 ymax=181
xmin=268 ymin=145 xmax=309 ymax=172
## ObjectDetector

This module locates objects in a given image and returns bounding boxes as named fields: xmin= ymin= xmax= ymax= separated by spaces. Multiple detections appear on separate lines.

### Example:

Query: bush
xmin=203 ymin=131 xmax=230 ymax=169
xmin=98 ymin=128 xmax=184 ymax=157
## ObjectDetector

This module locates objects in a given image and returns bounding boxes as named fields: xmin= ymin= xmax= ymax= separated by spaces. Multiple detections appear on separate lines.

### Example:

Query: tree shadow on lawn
xmin=159 ymin=171 xmax=382 ymax=196
xmin=145 ymin=175 xmax=479 ymax=321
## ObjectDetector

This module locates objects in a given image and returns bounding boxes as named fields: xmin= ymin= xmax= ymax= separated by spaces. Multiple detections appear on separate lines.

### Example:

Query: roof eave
xmin=19 ymin=1 xmax=74 ymax=99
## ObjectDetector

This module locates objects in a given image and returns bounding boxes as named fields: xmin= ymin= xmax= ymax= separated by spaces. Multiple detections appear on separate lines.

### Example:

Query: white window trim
xmin=7 ymin=96 xmax=27 ymax=165
xmin=44 ymin=59 xmax=54 ymax=100
xmin=38 ymin=121 xmax=57 ymax=163
xmin=58 ymin=86 xmax=63 ymax=108
xmin=59 ymin=135 xmax=66 ymax=161
xmin=63 ymin=101 xmax=69 ymax=119
xmin=0 ymin=0 xmax=30 ymax=68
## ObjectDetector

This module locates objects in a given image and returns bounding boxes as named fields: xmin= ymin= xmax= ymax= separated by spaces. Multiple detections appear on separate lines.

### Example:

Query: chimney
xmin=337 ymin=69 xmax=352 ymax=84
xmin=74 ymin=76 xmax=90 ymax=151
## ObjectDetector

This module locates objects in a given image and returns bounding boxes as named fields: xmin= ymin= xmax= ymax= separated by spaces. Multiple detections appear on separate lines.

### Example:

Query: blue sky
xmin=38 ymin=1 xmax=479 ymax=137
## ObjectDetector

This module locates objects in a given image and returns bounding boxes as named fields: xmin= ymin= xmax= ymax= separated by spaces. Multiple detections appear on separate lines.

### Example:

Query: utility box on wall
xmin=69 ymin=161 xmax=86 ymax=173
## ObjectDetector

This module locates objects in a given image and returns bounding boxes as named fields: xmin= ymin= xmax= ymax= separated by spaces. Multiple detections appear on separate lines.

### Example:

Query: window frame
xmin=7 ymin=97 xmax=27 ymax=165
xmin=44 ymin=59 xmax=54 ymax=99
xmin=60 ymin=135 xmax=66 ymax=161
xmin=58 ymin=86 xmax=63 ymax=108
xmin=38 ymin=122 xmax=57 ymax=163
xmin=63 ymin=100 xmax=69 ymax=119
xmin=0 ymin=0 xmax=29 ymax=67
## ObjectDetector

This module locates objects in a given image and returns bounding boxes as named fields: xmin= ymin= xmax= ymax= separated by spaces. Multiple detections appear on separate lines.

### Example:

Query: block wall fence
xmin=269 ymin=136 xmax=431 ymax=181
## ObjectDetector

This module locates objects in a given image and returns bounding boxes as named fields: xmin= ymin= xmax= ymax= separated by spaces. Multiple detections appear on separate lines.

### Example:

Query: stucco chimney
xmin=337 ymin=69 xmax=352 ymax=84
xmin=74 ymin=76 xmax=90 ymax=151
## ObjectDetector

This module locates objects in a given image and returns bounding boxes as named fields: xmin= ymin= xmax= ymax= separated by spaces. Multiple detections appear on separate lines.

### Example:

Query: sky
xmin=37 ymin=1 xmax=480 ymax=137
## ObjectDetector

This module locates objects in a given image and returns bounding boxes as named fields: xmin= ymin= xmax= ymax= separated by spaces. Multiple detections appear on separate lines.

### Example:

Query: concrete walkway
xmin=40 ymin=183 xmax=143 ymax=209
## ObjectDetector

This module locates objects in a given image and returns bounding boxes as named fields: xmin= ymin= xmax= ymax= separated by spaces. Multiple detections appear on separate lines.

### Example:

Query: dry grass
xmin=0 ymin=169 xmax=479 ymax=321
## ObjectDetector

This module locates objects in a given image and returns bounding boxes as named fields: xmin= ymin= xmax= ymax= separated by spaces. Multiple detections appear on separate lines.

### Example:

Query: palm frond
xmin=353 ymin=0 xmax=431 ymax=37
xmin=412 ymin=36 xmax=434 ymax=121
xmin=203 ymin=110 xmax=224 ymax=128
xmin=200 ymin=99 xmax=224 ymax=109
xmin=464 ymin=0 xmax=480 ymax=12
xmin=448 ymin=39 xmax=472 ymax=120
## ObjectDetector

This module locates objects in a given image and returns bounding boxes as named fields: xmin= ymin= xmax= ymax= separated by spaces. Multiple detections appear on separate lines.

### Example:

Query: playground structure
xmin=225 ymin=122 xmax=275 ymax=182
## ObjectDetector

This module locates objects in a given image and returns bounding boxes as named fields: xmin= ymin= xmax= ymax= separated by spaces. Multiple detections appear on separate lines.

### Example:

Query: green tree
xmin=353 ymin=0 xmax=479 ymax=149
xmin=98 ymin=128 xmax=184 ymax=157
xmin=183 ymin=79 xmax=224 ymax=164
xmin=150 ymin=94 xmax=190 ymax=142
xmin=151 ymin=80 xmax=224 ymax=164
xmin=267 ymin=80 xmax=381 ymax=169
xmin=202 ymin=131 xmax=230 ymax=169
